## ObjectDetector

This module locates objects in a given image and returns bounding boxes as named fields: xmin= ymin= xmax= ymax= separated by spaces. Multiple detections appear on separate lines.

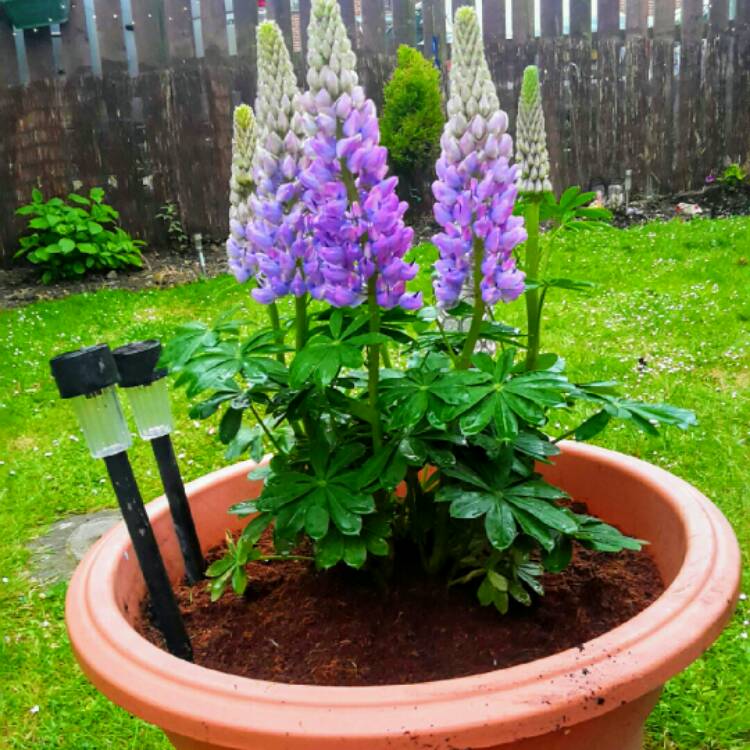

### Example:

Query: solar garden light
xmin=50 ymin=344 xmax=193 ymax=661
xmin=112 ymin=340 xmax=206 ymax=585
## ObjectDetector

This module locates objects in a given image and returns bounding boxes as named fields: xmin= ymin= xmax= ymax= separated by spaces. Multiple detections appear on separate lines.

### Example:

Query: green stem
xmin=248 ymin=402 xmax=285 ymax=454
xmin=426 ymin=504 xmax=450 ymax=575
xmin=524 ymin=198 xmax=542 ymax=371
xmin=267 ymin=302 xmax=285 ymax=365
xmin=459 ymin=237 xmax=486 ymax=369
xmin=294 ymin=294 xmax=308 ymax=353
xmin=260 ymin=554 xmax=314 ymax=563
xmin=367 ymin=276 xmax=383 ymax=451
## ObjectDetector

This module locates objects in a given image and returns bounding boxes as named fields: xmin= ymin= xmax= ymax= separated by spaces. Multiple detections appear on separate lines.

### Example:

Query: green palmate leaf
xmin=543 ymin=536 xmax=573 ymax=572
xmin=574 ymin=409 xmax=612 ymax=441
xmin=505 ymin=494 xmax=577 ymax=534
xmin=315 ymin=529 xmax=345 ymax=569
xmin=219 ymin=407 xmax=243 ymax=444
xmin=305 ymin=504 xmax=330 ymax=540
xmin=343 ymin=536 xmax=367 ymax=568
xmin=573 ymin=515 xmax=644 ymax=552
xmin=509 ymin=507 xmax=556 ymax=551
xmin=484 ymin=501 xmax=517 ymax=550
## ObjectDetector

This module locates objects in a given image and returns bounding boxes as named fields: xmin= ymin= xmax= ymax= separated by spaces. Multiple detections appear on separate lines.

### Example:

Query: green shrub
xmin=14 ymin=188 xmax=144 ymax=284
xmin=718 ymin=163 xmax=748 ymax=188
xmin=381 ymin=45 xmax=444 ymax=184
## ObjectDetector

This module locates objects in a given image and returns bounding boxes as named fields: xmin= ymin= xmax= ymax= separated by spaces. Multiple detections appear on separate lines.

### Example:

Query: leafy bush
xmin=156 ymin=201 xmax=189 ymax=250
xmin=381 ymin=45 xmax=444 ymax=184
xmin=718 ymin=163 xmax=748 ymax=188
xmin=14 ymin=188 xmax=144 ymax=284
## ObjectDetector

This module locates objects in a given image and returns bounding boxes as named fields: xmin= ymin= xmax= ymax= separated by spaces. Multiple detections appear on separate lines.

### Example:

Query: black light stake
xmin=113 ymin=340 xmax=205 ymax=585
xmin=50 ymin=345 xmax=193 ymax=661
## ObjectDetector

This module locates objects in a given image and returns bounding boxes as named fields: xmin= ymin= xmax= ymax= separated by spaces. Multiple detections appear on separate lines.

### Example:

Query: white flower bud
xmin=516 ymin=66 xmax=553 ymax=194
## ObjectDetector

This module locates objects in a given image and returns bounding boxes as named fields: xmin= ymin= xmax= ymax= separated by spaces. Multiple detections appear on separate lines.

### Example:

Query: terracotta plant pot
xmin=66 ymin=442 xmax=741 ymax=750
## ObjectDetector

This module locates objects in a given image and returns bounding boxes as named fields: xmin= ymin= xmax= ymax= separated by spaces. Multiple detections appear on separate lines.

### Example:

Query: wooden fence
xmin=1 ymin=1 xmax=750 ymax=265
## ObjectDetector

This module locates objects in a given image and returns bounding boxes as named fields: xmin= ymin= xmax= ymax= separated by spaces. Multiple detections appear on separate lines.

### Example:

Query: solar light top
xmin=50 ymin=344 xmax=119 ymax=399
xmin=113 ymin=340 xmax=167 ymax=388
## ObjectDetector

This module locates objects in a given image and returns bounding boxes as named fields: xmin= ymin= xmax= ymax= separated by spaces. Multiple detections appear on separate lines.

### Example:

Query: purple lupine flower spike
xmin=244 ymin=21 xmax=309 ymax=304
xmin=298 ymin=0 xmax=421 ymax=311
xmin=432 ymin=7 xmax=526 ymax=309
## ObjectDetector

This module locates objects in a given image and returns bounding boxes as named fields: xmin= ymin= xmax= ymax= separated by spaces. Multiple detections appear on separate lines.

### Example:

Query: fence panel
xmin=597 ymin=0 xmax=620 ymax=34
xmin=0 ymin=24 xmax=18 ymax=87
xmin=93 ymin=0 xmax=128 ymax=74
xmin=512 ymin=0 xmax=532 ymax=41
xmin=570 ymin=0 xmax=592 ymax=36
xmin=164 ymin=0 xmax=196 ymax=61
xmin=541 ymin=0 xmax=563 ymax=38
xmin=654 ymin=0 xmax=676 ymax=36
xmin=709 ymin=0 xmax=729 ymax=30
xmin=3 ymin=0 xmax=750 ymax=266
xmin=393 ymin=0 xmax=417 ymax=49
xmin=626 ymin=0 xmax=649 ymax=34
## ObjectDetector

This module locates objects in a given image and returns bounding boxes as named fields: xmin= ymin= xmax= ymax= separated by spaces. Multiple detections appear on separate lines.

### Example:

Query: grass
xmin=1 ymin=216 xmax=749 ymax=749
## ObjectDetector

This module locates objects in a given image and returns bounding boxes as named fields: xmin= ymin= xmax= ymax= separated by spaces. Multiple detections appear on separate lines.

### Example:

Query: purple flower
xmin=294 ymin=0 xmax=421 ymax=311
xmin=431 ymin=7 xmax=526 ymax=309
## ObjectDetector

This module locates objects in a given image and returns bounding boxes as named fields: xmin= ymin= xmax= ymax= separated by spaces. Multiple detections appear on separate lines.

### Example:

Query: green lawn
xmin=1 ymin=217 xmax=748 ymax=749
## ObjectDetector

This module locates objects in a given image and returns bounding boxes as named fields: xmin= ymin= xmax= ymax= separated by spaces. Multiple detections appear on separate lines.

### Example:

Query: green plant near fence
xmin=14 ymin=187 xmax=144 ymax=284
xmin=381 ymin=45 xmax=445 ymax=191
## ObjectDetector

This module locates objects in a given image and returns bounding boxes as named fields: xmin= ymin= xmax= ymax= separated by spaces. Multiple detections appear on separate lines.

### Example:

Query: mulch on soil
xmin=139 ymin=534 xmax=663 ymax=686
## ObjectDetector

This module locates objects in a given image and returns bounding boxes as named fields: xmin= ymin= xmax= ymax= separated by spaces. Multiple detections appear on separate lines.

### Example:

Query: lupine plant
xmin=515 ymin=65 xmax=612 ymax=370
xmin=165 ymin=5 xmax=695 ymax=611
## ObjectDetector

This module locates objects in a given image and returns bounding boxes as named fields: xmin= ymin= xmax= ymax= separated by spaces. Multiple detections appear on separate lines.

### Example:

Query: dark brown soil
xmin=138 ymin=534 xmax=663 ymax=686
xmin=0 ymin=244 xmax=228 ymax=309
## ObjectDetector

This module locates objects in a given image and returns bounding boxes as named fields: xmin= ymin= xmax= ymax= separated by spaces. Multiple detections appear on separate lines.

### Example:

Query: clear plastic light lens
xmin=125 ymin=378 xmax=174 ymax=440
xmin=71 ymin=386 xmax=132 ymax=459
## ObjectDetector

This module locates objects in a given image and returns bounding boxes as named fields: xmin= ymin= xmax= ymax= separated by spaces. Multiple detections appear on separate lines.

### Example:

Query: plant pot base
xmin=164 ymin=689 xmax=658 ymax=749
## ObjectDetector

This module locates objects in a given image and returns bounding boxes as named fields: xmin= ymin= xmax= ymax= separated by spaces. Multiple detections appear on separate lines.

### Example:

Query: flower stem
xmin=295 ymin=294 xmax=308 ymax=352
xmin=524 ymin=198 xmax=542 ymax=371
xmin=367 ymin=275 xmax=383 ymax=451
xmin=459 ymin=237 xmax=486 ymax=369
xmin=267 ymin=302 xmax=285 ymax=365
xmin=248 ymin=402 xmax=285 ymax=454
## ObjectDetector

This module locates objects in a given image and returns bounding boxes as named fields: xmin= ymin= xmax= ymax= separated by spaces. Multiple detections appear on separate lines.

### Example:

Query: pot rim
xmin=66 ymin=441 xmax=741 ymax=748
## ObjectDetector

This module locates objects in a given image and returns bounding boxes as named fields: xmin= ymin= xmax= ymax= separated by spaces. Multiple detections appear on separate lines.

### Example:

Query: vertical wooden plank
xmin=339 ymin=0 xmax=359 ymax=49
xmin=512 ymin=0 xmax=533 ymax=40
xmin=24 ymin=27 xmax=56 ymax=82
xmin=94 ymin=0 xmax=129 ymax=73
xmin=422 ymin=0 xmax=447 ymax=63
xmin=570 ymin=0 xmax=592 ymax=35
xmin=0 ymin=22 xmax=20 ymax=86
xmin=709 ymin=0 xmax=729 ymax=30
xmin=165 ymin=0 xmax=196 ymax=61
xmin=82 ymin=0 xmax=103 ymax=75
xmin=58 ymin=0 xmax=93 ymax=77
xmin=681 ymin=0 xmax=705 ymax=42
xmin=268 ymin=0 xmax=293 ymax=51
xmin=393 ymin=0 xmax=417 ymax=48
xmin=736 ymin=0 xmax=750 ymax=27
xmin=625 ymin=0 xmax=648 ymax=34
xmin=132 ymin=0 xmax=168 ymax=69
xmin=483 ymin=0 xmax=506 ymax=45
xmin=653 ymin=0 xmax=676 ymax=36
xmin=234 ymin=0 xmax=258 ymax=58
xmin=597 ymin=0 xmax=620 ymax=34
xmin=362 ymin=0 xmax=386 ymax=53
xmin=541 ymin=0 xmax=563 ymax=37
xmin=202 ymin=0 xmax=230 ymax=58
